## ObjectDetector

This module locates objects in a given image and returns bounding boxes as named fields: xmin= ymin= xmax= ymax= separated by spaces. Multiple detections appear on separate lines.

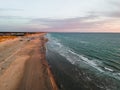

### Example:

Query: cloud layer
xmin=0 ymin=0 xmax=120 ymax=32
xmin=1 ymin=14 xmax=120 ymax=32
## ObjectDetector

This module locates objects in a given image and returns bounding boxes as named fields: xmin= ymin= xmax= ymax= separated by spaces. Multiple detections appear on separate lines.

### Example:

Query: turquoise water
xmin=46 ymin=33 xmax=120 ymax=90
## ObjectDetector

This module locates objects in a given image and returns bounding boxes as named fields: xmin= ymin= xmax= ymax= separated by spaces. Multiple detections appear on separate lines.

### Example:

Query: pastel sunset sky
xmin=0 ymin=0 xmax=120 ymax=32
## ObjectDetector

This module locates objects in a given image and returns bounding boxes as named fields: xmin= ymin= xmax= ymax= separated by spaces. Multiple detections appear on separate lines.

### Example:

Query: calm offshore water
xmin=46 ymin=33 xmax=120 ymax=90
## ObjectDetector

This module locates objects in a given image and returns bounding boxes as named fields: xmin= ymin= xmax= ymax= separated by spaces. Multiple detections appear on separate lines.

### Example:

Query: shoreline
xmin=0 ymin=33 xmax=58 ymax=90
xmin=39 ymin=35 xmax=59 ymax=90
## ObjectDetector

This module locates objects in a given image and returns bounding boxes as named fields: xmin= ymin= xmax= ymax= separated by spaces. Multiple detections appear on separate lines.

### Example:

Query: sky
xmin=0 ymin=0 xmax=120 ymax=32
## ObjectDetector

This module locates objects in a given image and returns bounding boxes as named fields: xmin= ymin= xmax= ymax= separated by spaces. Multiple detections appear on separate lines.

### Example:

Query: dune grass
xmin=0 ymin=36 xmax=16 ymax=42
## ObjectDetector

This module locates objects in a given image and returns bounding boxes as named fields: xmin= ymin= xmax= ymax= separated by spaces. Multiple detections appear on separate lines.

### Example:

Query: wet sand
xmin=46 ymin=49 xmax=103 ymax=90
xmin=0 ymin=34 xmax=58 ymax=90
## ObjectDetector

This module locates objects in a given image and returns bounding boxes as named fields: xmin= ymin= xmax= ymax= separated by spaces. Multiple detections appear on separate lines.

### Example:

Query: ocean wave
xmin=80 ymin=41 xmax=89 ymax=44
xmin=46 ymin=34 xmax=63 ymax=49
xmin=110 ymin=72 xmax=120 ymax=80
xmin=68 ymin=50 xmax=104 ymax=72
xmin=104 ymin=67 xmax=114 ymax=72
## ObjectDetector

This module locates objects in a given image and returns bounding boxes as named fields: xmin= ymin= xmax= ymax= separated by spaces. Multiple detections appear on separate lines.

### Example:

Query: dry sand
xmin=0 ymin=34 xmax=58 ymax=90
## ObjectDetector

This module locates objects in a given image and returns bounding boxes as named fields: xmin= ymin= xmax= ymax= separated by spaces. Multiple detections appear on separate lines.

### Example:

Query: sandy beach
xmin=0 ymin=33 xmax=58 ymax=90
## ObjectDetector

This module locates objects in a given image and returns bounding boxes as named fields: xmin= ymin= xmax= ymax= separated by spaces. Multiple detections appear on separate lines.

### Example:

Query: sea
xmin=46 ymin=33 xmax=120 ymax=90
